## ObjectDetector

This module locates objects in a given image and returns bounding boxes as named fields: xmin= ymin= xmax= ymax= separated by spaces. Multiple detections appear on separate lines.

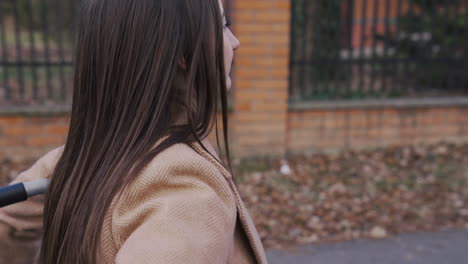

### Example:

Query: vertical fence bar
xmin=322 ymin=1 xmax=334 ymax=99
xmin=439 ymin=0 xmax=449 ymax=92
xmin=447 ymin=0 xmax=461 ymax=92
xmin=68 ymin=0 xmax=78 ymax=104
xmin=312 ymin=2 xmax=322 ymax=99
xmin=0 ymin=1 xmax=9 ymax=100
xmin=347 ymin=0 xmax=354 ymax=51
xmin=358 ymin=0 xmax=368 ymax=97
xmin=345 ymin=0 xmax=355 ymax=98
xmin=27 ymin=0 xmax=39 ymax=101
xmin=332 ymin=1 xmax=343 ymax=99
xmin=369 ymin=0 xmax=379 ymax=96
xmin=402 ymin=0 xmax=414 ymax=96
xmin=415 ymin=0 xmax=429 ymax=93
xmin=382 ymin=0 xmax=391 ymax=96
xmin=301 ymin=0 xmax=309 ymax=99
xmin=300 ymin=0 xmax=308 ymax=100
xmin=454 ymin=0 xmax=465 ymax=93
xmin=41 ymin=0 xmax=52 ymax=100
xmin=462 ymin=0 xmax=468 ymax=93
xmin=435 ymin=0 xmax=450 ymax=92
xmin=69 ymin=0 xmax=77 ymax=62
xmin=427 ymin=0 xmax=439 ymax=92
xmin=427 ymin=0 xmax=440 ymax=92
xmin=289 ymin=0 xmax=296 ymax=102
xmin=55 ymin=0 xmax=66 ymax=102
xmin=394 ymin=0 xmax=403 ymax=96
xmin=12 ymin=0 xmax=25 ymax=101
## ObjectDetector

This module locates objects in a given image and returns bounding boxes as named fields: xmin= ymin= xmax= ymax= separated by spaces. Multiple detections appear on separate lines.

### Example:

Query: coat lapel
xmin=190 ymin=141 xmax=268 ymax=264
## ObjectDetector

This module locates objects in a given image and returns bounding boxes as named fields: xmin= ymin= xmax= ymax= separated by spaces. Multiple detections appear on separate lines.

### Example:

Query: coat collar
xmin=190 ymin=141 xmax=269 ymax=264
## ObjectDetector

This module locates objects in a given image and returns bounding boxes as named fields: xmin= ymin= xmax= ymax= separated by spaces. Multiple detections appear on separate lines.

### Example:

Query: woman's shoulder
xmin=113 ymin=141 xmax=235 ymax=212
xmin=148 ymin=140 xmax=228 ymax=176
xmin=109 ymin=142 xmax=237 ymax=247
xmin=124 ymin=141 xmax=232 ymax=197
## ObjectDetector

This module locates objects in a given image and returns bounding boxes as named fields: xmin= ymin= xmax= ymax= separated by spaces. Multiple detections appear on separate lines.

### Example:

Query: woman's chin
xmin=226 ymin=77 xmax=232 ymax=91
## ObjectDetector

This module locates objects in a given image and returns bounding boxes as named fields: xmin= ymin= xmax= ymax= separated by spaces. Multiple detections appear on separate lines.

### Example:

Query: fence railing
xmin=290 ymin=0 xmax=468 ymax=103
xmin=0 ymin=0 xmax=77 ymax=107
xmin=0 ymin=0 xmax=235 ymax=109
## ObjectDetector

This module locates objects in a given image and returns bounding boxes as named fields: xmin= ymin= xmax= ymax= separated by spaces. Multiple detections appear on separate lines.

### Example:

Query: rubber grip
xmin=0 ymin=183 xmax=27 ymax=208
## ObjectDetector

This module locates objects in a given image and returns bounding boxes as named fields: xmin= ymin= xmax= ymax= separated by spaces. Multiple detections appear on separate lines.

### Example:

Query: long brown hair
xmin=40 ymin=0 xmax=231 ymax=262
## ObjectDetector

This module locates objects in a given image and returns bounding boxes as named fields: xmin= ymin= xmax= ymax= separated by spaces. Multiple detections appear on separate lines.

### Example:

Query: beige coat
xmin=0 ymin=140 xmax=268 ymax=264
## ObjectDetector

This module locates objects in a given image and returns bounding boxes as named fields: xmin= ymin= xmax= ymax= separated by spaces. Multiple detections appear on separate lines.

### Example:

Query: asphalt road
xmin=267 ymin=228 xmax=468 ymax=264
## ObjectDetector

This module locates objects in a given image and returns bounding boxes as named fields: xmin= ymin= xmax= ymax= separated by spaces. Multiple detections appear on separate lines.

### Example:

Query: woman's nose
xmin=232 ymin=34 xmax=240 ymax=51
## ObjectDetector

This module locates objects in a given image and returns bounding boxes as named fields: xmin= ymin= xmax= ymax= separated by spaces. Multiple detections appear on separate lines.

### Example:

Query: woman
xmin=0 ymin=0 xmax=268 ymax=263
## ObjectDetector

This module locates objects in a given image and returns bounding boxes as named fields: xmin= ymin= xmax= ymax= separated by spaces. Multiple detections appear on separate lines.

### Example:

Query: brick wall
xmin=1 ymin=1 xmax=467 ymax=160
xmin=0 ymin=115 xmax=69 ymax=161
xmin=288 ymin=106 xmax=468 ymax=154
xmin=1 ymin=104 xmax=467 ymax=161
xmin=231 ymin=0 xmax=290 ymax=157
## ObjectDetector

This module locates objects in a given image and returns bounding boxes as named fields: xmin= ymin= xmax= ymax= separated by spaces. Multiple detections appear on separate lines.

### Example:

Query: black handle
xmin=0 ymin=183 xmax=27 ymax=208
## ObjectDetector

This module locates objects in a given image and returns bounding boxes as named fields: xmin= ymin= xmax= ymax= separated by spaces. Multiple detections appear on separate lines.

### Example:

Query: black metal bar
xmin=369 ymin=0 xmax=380 ymax=96
xmin=346 ymin=0 xmax=355 ymax=98
xmin=347 ymin=0 xmax=354 ymax=50
xmin=289 ymin=0 xmax=297 ymax=102
xmin=426 ymin=0 xmax=437 ymax=92
xmin=301 ymin=0 xmax=308 ymax=100
xmin=415 ymin=0 xmax=429 ymax=93
xmin=447 ymin=0 xmax=461 ymax=92
xmin=69 ymin=0 xmax=77 ymax=61
xmin=55 ymin=0 xmax=66 ymax=101
xmin=382 ymin=0 xmax=391 ymax=96
xmin=401 ymin=0 xmax=414 ymax=95
xmin=331 ymin=0 xmax=348 ymax=98
xmin=329 ymin=1 xmax=341 ymax=99
xmin=0 ymin=1 xmax=9 ymax=100
xmin=462 ymin=0 xmax=468 ymax=93
xmin=322 ymin=1 xmax=334 ymax=99
xmin=434 ymin=0 xmax=450 ymax=92
xmin=455 ymin=0 xmax=465 ymax=93
xmin=358 ymin=0 xmax=368 ymax=97
xmin=27 ymin=0 xmax=39 ymax=101
xmin=41 ymin=0 xmax=53 ymax=100
xmin=12 ymin=0 xmax=25 ymax=100
xmin=394 ymin=0 xmax=403 ymax=96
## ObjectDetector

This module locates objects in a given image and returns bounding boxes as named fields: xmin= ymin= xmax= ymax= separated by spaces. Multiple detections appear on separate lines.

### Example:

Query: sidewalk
xmin=267 ymin=228 xmax=468 ymax=264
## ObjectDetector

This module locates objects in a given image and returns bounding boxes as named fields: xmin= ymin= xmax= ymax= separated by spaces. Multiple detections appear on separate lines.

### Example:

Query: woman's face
xmin=219 ymin=0 xmax=240 ymax=91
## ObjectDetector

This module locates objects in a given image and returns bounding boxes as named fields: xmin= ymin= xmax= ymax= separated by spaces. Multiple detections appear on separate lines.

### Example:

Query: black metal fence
xmin=290 ymin=0 xmax=468 ymax=102
xmin=0 ymin=0 xmax=77 ymax=107
xmin=0 ymin=0 xmax=235 ymax=108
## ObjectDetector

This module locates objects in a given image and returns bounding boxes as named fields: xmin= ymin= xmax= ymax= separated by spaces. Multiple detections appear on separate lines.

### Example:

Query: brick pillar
xmin=231 ymin=0 xmax=291 ymax=157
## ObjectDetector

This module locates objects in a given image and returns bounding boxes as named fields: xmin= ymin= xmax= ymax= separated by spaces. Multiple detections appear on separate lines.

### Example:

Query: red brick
xmin=26 ymin=136 xmax=65 ymax=147
xmin=0 ymin=117 xmax=23 ymax=125
xmin=44 ymin=125 xmax=70 ymax=135
xmin=3 ymin=126 xmax=43 ymax=137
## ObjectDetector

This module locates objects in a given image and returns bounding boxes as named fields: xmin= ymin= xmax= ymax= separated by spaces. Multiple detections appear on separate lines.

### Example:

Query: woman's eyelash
xmin=225 ymin=20 xmax=232 ymax=28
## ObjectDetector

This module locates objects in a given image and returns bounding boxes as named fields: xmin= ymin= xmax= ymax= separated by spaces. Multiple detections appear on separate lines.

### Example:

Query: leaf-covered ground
xmin=233 ymin=142 xmax=468 ymax=249
xmin=1 ymin=142 xmax=467 ymax=251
